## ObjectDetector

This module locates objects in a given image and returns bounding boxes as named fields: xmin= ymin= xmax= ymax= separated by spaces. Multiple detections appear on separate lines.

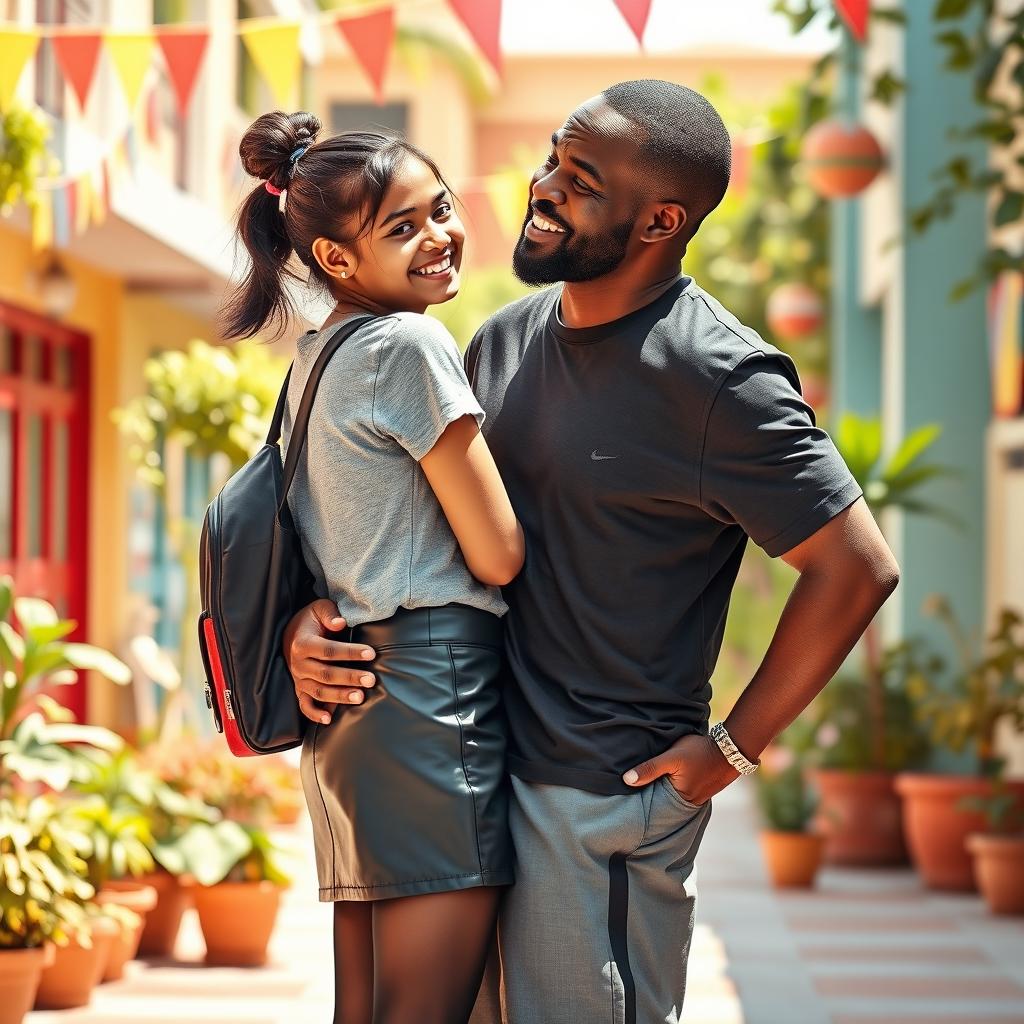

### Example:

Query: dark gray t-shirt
xmin=465 ymin=276 xmax=862 ymax=795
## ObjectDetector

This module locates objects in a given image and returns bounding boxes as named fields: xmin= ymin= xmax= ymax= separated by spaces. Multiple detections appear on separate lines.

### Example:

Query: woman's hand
xmin=283 ymin=600 xmax=377 ymax=724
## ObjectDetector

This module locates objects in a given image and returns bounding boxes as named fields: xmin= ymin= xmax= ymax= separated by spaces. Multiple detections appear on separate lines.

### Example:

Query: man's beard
xmin=512 ymin=212 xmax=634 ymax=285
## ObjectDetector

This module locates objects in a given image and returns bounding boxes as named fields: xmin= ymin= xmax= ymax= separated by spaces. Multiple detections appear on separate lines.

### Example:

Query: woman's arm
xmin=420 ymin=414 xmax=524 ymax=586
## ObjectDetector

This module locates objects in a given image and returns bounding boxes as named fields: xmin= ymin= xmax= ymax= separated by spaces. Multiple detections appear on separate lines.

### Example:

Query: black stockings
xmin=331 ymin=887 xmax=501 ymax=1024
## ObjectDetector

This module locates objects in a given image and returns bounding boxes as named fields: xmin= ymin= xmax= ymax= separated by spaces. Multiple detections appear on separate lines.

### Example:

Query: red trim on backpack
xmin=202 ymin=615 xmax=257 ymax=757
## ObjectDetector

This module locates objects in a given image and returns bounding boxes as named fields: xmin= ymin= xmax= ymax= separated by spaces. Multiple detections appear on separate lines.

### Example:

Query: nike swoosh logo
xmin=591 ymin=450 xmax=617 ymax=461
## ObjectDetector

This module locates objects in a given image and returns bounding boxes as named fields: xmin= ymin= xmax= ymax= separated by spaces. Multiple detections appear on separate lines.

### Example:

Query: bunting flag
xmin=484 ymin=168 xmax=528 ymax=240
xmin=335 ymin=8 xmax=394 ymax=102
xmin=239 ymin=20 xmax=302 ymax=107
xmin=52 ymin=184 xmax=70 ymax=246
xmin=610 ymin=0 xmax=653 ymax=48
xmin=50 ymin=32 xmax=103 ymax=110
xmin=0 ymin=29 xmax=39 ymax=110
xmin=834 ymin=0 xmax=869 ymax=43
xmin=988 ymin=271 xmax=1024 ymax=418
xmin=156 ymin=29 xmax=209 ymax=115
xmin=106 ymin=32 xmax=156 ymax=109
xmin=31 ymin=191 xmax=53 ymax=250
xmin=448 ymin=0 xmax=501 ymax=75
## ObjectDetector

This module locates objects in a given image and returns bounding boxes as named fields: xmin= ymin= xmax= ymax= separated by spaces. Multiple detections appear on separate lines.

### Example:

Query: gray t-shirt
xmin=282 ymin=311 xmax=507 ymax=626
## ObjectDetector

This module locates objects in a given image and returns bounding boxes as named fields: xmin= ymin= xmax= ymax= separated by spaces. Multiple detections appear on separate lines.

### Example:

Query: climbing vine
xmin=911 ymin=0 xmax=1024 ymax=296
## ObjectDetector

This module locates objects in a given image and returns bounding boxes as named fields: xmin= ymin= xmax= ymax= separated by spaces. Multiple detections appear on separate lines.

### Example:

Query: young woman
xmin=221 ymin=111 xmax=523 ymax=1024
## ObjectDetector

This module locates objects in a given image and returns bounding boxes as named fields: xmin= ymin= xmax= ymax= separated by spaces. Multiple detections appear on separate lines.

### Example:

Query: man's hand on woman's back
xmin=283 ymin=600 xmax=377 ymax=724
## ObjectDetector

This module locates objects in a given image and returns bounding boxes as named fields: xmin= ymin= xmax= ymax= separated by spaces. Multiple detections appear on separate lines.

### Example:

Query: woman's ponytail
xmin=219 ymin=110 xmax=321 ymax=340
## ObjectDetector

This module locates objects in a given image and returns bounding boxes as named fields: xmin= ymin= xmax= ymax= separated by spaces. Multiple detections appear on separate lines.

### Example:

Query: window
xmin=330 ymin=101 xmax=408 ymax=139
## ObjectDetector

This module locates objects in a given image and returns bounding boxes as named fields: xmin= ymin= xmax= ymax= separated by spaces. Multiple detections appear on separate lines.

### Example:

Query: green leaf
xmin=41 ymin=722 xmax=123 ymax=751
xmin=934 ymin=0 xmax=973 ymax=19
xmin=994 ymin=190 xmax=1024 ymax=227
xmin=13 ymin=598 xmax=58 ymax=631
xmin=0 ymin=578 xmax=12 ymax=623
xmin=882 ymin=423 xmax=942 ymax=479
xmin=0 ymin=622 xmax=25 ymax=662
xmin=61 ymin=644 xmax=131 ymax=684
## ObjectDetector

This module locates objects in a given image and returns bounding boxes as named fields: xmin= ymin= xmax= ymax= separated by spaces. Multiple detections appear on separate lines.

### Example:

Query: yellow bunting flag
xmin=238 ymin=21 xmax=302 ymax=108
xmin=0 ymin=29 xmax=40 ymax=110
xmin=31 ymin=193 xmax=54 ymax=251
xmin=485 ymin=169 xmax=528 ymax=241
xmin=105 ymin=32 xmax=155 ymax=109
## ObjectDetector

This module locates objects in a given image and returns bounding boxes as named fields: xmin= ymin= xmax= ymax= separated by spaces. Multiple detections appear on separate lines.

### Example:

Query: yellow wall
xmin=0 ymin=223 xmax=214 ymax=728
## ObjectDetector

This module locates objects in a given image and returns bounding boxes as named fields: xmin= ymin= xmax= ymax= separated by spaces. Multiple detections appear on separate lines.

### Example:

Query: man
xmin=284 ymin=80 xmax=899 ymax=1022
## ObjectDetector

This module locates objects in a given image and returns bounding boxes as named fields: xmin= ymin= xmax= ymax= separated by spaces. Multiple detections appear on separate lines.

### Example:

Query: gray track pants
xmin=471 ymin=774 xmax=713 ymax=1024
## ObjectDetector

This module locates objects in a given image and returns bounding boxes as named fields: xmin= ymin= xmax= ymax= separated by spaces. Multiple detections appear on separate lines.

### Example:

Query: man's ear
xmin=639 ymin=203 xmax=687 ymax=244
xmin=311 ymin=237 xmax=358 ymax=283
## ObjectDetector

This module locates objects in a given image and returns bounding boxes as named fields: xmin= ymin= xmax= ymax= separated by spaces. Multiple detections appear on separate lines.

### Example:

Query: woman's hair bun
xmin=238 ymin=111 xmax=322 ymax=184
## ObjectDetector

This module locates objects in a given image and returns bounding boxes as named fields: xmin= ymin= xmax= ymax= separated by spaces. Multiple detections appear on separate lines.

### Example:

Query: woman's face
xmin=338 ymin=154 xmax=465 ymax=315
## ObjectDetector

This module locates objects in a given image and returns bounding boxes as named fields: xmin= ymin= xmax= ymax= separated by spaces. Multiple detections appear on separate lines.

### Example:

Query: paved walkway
xmin=26 ymin=778 xmax=1024 ymax=1023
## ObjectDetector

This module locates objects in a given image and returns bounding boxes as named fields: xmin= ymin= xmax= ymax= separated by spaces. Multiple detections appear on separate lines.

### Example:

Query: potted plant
xmin=964 ymin=786 xmax=1024 ymax=915
xmin=754 ymin=725 xmax=824 ymax=888
xmin=184 ymin=818 xmax=292 ymax=966
xmin=0 ymin=796 xmax=92 ymax=1024
xmin=60 ymin=786 xmax=157 ymax=981
xmin=895 ymin=599 xmax=1024 ymax=890
xmin=813 ymin=416 xmax=956 ymax=865
xmin=809 ymin=654 xmax=929 ymax=865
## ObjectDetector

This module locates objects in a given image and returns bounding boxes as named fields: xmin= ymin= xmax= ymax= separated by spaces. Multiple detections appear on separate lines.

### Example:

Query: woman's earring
xmin=341 ymin=272 xmax=347 ymax=279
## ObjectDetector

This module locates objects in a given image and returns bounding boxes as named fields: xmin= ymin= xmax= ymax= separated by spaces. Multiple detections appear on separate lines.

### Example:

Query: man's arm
xmin=623 ymin=497 xmax=899 ymax=801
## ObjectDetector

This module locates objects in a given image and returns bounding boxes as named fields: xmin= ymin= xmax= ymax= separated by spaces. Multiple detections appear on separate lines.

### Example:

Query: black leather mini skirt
xmin=299 ymin=604 xmax=514 ymax=901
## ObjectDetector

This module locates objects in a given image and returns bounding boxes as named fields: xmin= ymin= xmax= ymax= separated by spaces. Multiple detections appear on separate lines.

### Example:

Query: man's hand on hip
xmin=283 ymin=600 xmax=378 ymax=725
xmin=622 ymin=733 xmax=739 ymax=805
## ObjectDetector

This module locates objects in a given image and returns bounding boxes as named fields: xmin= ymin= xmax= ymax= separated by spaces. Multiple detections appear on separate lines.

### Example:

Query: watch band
xmin=710 ymin=721 xmax=759 ymax=775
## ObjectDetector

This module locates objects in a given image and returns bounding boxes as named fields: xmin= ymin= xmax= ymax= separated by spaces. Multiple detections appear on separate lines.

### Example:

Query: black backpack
xmin=198 ymin=316 xmax=373 ymax=755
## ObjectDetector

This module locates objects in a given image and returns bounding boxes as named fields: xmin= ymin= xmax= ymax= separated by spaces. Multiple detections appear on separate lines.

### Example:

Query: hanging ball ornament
xmin=801 ymin=119 xmax=885 ymax=198
xmin=766 ymin=282 xmax=824 ymax=341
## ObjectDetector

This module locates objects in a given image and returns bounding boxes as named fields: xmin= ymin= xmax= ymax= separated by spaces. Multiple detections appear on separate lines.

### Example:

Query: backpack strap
xmin=277 ymin=315 xmax=376 ymax=517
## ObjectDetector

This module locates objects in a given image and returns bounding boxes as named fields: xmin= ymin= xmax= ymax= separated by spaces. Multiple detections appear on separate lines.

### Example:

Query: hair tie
xmin=288 ymin=146 xmax=307 ymax=175
xmin=264 ymin=181 xmax=282 ymax=196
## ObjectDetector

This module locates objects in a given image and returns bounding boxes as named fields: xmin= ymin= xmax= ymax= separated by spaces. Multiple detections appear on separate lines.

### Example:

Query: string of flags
xmin=0 ymin=1 xmax=502 ymax=115
xmin=29 ymin=123 xmax=139 ymax=250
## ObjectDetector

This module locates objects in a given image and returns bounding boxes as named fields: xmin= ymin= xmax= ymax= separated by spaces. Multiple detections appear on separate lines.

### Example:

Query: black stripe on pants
xmin=607 ymin=852 xmax=636 ymax=1024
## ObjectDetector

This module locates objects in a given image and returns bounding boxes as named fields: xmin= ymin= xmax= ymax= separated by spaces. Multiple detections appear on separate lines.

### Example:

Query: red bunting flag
xmin=834 ymin=0 xmax=868 ymax=42
xmin=335 ymin=8 xmax=394 ymax=102
xmin=611 ymin=0 xmax=653 ymax=47
xmin=449 ymin=0 xmax=501 ymax=75
xmin=50 ymin=32 xmax=103 ymax=110
xmin=156 ymin=29 xmax=209 ymax=116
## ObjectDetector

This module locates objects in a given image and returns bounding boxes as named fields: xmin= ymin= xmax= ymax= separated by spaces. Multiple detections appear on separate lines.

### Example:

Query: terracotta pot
xmin=94 ymin=882 xmax=156 ymax=982
xmin=135 ymin=869 xmax=193 ymax=958
xmin=812 ymin=769 xmax=907 ymax=866
xmin=34 ymin=915 xmax=118 ymax=1010
xmin=759 ymin=830 xmax=825 ymax=888
xmin=192 ymin=881 xmax=283 ymax=966
xmin=895 ymin=774 xmax=1024 ymax=891
xmin=966 ymin=833 xmax=1024 ymax=915
xmin=273 ymin=797 xmax=304 ymax=826
xmin=0 ymin=943 xmax=54 ymax=1024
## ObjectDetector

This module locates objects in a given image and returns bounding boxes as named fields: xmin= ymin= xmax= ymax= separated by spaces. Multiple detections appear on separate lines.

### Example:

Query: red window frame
xmin=0 ymin=299 xmax=91 ymax=722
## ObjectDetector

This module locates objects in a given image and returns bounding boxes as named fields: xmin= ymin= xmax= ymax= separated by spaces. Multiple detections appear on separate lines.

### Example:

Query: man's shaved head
xmin=599 ymin=79 xmax=732 ymax=242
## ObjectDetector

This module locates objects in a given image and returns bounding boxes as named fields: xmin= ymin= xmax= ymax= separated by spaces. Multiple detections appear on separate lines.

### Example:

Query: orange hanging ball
xmin=766 ymin=282 xmax=824 ymax=341
xmin=801 ymin=119 xmax=885 ymax=198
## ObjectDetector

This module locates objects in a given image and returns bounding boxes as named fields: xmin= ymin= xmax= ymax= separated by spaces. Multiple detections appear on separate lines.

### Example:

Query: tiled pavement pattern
xmin=26 ymin=767 xmax=1024 ymax=1024
xmin=699 ymin=783 xmax=1024 ymax=1024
